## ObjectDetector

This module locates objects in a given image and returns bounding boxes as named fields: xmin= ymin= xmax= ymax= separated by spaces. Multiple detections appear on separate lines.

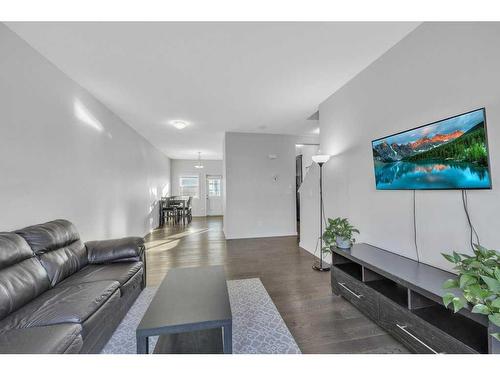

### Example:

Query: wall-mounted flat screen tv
xmin=372 ymin=108 xmax=492 ymax=190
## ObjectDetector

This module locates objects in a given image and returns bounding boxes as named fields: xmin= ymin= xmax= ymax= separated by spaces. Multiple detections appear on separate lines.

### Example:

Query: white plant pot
xmin=336 ymin=237 xmax=352 ymax=249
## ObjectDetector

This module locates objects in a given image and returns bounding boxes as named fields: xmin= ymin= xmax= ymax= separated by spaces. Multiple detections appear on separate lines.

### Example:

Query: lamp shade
xmin=312 ymin=154 xmax=331 ymax=164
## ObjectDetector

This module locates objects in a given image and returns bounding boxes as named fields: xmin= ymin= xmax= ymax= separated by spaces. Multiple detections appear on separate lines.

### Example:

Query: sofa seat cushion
xmin=0 ymin=280 xmax=119 ymax=333
xmin=59 ymin=262 xmax=143 ymax=288
xmin=0 ymin=324 xmax=83 ymax=354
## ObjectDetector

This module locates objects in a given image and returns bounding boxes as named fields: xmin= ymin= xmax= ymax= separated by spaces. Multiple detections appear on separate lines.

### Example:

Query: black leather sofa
xmin=0 ymin=219 xmax=146 ymax=354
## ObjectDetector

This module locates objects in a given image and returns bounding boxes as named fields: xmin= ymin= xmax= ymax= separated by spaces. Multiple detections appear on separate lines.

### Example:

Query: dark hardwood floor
xmin=144 ymin=216 xmax=408 ymax=354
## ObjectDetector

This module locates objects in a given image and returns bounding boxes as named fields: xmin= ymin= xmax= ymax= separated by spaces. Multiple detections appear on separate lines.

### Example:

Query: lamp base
xmin=312 ymin=264 xmax=331 ymax=272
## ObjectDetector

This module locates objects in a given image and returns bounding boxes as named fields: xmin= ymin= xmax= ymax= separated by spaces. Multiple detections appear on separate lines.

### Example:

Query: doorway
xmin=296 ymin=154 xmax=303 ymax=241
xmin=206 ymin=175 xmax=223 ymax=216
xmin=295 ymin=143 xmax=319 ymax=242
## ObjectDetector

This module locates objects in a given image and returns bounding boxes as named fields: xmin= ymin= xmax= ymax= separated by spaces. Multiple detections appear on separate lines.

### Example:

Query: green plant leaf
xmin=463 ymin=292 xmax=476 ymax=304
xmin=452 ymin=297 xmax=467 ymax=313
xmin=453 ymin=251 xmax=461 ymax=263
xmin=492 ymin=298 xmax=500 ymax=309
xmin=480 ymin=264 xmax=495 ymax=276
xmin=484 ymin=259 xmax=497 ymax=268
xmin=481 ymin=275 xmax=500 ymax=293
xmin=461 ymin=257 xmax=473 ymax=265
xmin=488 ymin=313 xmax=500 ymax=327
xmin=471 ymin=304 xmax=491 ymax=315
xmin=459 ymin=274 xmax=477 ymax=289
xmin=494 ymin=268 xmax=500 ymax=281
xmin=469 ymin=261 xmax=482 ymax=269
xmin=443 ymin=278 xmax=459 ymax=289
xmin=475 ymin=244 xmax=489 ymax=258
xmin=468 ymin=284 xmax=493 ymax=300
xmin=443 ymin=292 xmax=456 ymax=307
xmin=442 ymin=253 xmax=457 ymax=264
xmin=491 ymin=333 xmax=500 ymax=342
xmin=489 ymin=251 xmax=498 ymax=259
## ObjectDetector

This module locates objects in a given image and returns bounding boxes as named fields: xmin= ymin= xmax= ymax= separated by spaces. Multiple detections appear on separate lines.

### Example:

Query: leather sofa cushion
xmin=86 ymin=237 xmax=144 ymax=264
xmin=0 ymin=324 xmax=83 ymax=354
xmin=16 ymin=220 xmax=87 ymax=286
xmin=59 ymin=261 xmax=143 ymax=287
xmin=118 ymin=267 xmax=143 ymax=299
xmin=0 ymin=232 xmax=34 ymax=269
xmin=0 ymin=257 xmax=51 ymax=321
xmin=38 ymin=240 xmax=87 ymax=287
xmin=0 ymin=280 xmax=119 ymax=333
xmin=79 ymin=288 xmax=120 ymax=341
xmin=15 ymin=219 xmax=80 ymax=253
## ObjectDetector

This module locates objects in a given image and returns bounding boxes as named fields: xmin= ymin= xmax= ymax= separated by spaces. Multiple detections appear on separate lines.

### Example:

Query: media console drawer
xmin=378 ymin=295 xmax=475 ymax=354
xmin=332 ymin=267 xmax=378 ymax=320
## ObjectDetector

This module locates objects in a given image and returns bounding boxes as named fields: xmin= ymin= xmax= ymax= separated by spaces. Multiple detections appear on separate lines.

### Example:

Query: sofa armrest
xmin=86 ymin=237 xmax=145 ymax=264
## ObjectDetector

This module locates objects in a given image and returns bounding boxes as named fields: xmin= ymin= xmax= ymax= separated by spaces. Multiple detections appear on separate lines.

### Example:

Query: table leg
xmin=137 ymin=335 xmax=149 ymax=354
xmin=222 ymin=323 xmax=232 ymax=354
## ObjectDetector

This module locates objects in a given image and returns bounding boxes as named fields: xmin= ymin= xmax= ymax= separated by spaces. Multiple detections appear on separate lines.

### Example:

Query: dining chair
xmin=185 ymin=196 xmax=193 ymax=223
xmin=163 ymin=197 xmax=178 ymax=225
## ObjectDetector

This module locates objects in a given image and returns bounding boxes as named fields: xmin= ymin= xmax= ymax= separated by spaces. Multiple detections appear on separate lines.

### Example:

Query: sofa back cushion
xmin=0 ymin=233 xmax=51 ymax=321
xmin=15 ymin=220 xmax=87 ymax=286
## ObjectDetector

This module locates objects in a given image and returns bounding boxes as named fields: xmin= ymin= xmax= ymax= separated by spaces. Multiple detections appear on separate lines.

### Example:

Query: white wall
xmin=0 ymin=23 xmax=171 ymax=240
xmin=310 ymin=22 xmax=500 ymax=271
xmin=170 ymin=159 xmax=223 ymax=216
xmin=224 ymin=132 xmax=317 ymax=239
xmin=296 ymin=144 xmax=319 ymax=180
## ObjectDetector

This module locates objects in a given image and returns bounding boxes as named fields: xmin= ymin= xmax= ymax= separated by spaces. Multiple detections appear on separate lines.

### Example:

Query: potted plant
xmin=441 ymin=244 xmax=500 ymax=348
xmin=322 ymin=217 xmax=359 ymax=250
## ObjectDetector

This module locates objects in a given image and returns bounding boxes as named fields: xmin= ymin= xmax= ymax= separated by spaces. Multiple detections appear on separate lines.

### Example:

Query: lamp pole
xmin=312 ymin=155 xmax=330 ymax=272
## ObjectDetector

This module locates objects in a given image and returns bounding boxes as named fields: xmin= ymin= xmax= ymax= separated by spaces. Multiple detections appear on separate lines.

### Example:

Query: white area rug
xmin=101 ymin=278 xmax=301 ymax=354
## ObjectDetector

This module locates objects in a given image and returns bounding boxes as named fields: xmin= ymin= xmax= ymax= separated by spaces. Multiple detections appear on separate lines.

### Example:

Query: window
xmin=179 ymin=176 xmax=199 ymax=198
xmin=207 ymin=176 xmax=221 ymax=197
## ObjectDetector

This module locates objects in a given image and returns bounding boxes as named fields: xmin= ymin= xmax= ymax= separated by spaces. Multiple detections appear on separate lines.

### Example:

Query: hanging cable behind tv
xmin=462 ymin=189 xmax=480 ymax=250
xmin=412 ymin=190 xmax=420 ymax=263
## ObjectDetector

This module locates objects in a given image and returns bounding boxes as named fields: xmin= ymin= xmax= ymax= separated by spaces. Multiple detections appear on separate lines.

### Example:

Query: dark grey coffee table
xmin=136 ymin=265 xmax=232 ymax=354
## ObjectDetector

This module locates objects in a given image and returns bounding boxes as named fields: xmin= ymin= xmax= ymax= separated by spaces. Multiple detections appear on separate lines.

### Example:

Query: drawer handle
xmin=338 ymin=282 xmax=363 ymax=299
xmin=396 ymin=324 xmax=440 ymax=354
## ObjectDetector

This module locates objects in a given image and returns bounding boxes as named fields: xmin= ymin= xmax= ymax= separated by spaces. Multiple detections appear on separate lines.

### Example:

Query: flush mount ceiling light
xmin=194 ymin=152 xmax=204 ymax=169
xmin=171 ymin=120 xmax=188 ymax=130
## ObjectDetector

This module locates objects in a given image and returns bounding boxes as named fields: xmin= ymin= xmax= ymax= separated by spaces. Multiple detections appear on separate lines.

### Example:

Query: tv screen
xmin=372 ymin=108 xmax=492 ymax=190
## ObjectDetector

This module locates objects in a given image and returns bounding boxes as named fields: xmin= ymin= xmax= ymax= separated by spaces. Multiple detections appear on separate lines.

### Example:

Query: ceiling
xmin=7 ymin=22 xmax=420 ymax=159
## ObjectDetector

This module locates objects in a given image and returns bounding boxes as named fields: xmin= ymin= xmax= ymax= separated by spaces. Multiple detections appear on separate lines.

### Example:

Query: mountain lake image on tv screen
xmin=372 ymin=109 xmax=492 ymax=190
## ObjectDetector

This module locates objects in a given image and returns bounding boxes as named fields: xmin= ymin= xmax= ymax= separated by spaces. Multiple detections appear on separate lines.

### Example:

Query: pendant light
xmin=194 ymin=152 xmax=204 ymax=169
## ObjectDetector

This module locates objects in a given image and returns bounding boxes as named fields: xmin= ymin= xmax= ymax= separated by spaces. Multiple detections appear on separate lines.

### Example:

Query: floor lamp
xmin=311 ymin=153 xmax=331 ymax=272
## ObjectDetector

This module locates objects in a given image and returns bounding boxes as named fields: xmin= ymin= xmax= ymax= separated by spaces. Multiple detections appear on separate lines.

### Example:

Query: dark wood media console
xmin=330 ymin=243 xmax=499 ymax=354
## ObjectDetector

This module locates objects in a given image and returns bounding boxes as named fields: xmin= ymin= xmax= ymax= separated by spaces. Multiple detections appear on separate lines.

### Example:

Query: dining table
xmin=160 ymin=196 xmax=190 ymax=225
